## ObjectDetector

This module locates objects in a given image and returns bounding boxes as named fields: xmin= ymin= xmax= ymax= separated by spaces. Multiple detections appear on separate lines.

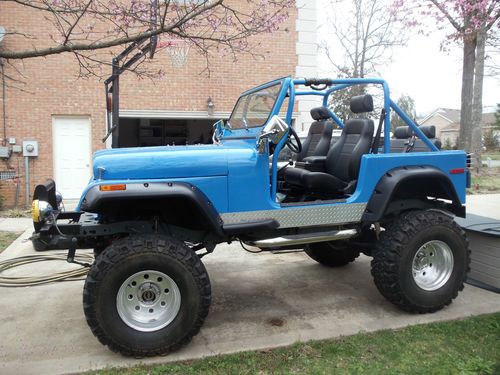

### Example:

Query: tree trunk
xmin=471 ymin=29 xmax=486 ymax=172
xmin=458 ymin=35 xmax=476 ymax=151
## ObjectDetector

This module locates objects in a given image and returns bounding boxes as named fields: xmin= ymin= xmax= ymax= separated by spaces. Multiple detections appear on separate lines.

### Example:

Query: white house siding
xmin=420 ymin=114 xmax=453 ymax=138
xmin=295 ymin=0 xmax=321 ymax=133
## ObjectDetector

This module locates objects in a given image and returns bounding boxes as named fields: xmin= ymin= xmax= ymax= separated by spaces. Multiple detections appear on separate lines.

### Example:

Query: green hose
xmin=0 ymin=251 xmax=93 ymax=287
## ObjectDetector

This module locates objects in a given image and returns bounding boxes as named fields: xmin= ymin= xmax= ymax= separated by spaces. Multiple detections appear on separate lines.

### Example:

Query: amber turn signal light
xmin=99 ymin=184 xmax=126 ymax=191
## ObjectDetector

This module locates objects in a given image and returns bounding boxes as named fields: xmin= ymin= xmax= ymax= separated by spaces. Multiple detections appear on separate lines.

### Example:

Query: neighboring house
xmin=418 ymin=108 xmax=461 ymax=140
xmin=0 ymin=1 xmax=319 ymax=207
xmin=419 ymin=108 xmax=496 ymax=147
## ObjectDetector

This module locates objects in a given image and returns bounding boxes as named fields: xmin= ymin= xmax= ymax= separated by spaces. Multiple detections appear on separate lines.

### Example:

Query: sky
xmin=317 ymin=0 xmax=500 ymax=117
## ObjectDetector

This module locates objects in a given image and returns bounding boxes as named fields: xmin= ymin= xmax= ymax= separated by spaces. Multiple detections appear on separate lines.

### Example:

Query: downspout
xmin=0 ymin=59 xmax=6 ymax=146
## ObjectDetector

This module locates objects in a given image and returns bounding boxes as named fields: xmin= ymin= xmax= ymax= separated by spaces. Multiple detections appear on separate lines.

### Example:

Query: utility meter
xmin=23 ymin=140 xmax=38 ymax=157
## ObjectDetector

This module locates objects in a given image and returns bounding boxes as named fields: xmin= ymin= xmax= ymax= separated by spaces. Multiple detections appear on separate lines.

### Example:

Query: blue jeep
xmin=31 ymin=77 xmax=470 ymax=357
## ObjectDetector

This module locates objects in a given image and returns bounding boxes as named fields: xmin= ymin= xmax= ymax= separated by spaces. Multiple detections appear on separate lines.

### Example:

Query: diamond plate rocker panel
xmin=221 ymin=203 xmax=367 ymax=229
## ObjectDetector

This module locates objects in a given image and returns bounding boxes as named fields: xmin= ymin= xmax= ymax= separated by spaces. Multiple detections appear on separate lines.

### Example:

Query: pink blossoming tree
xmin=392 ymin=0 xmax=499 ymax=161
xmin=0 ymin=0 xmax=293 ymax=78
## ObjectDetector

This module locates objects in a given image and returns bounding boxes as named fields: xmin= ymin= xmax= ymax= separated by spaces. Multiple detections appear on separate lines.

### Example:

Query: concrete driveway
xmin=0 ymin=195 xmax=500 ymax=375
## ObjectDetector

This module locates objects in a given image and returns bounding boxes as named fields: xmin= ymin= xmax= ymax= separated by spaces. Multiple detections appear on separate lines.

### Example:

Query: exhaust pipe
xmin=250 ymin=228 xmax=358 ymax=248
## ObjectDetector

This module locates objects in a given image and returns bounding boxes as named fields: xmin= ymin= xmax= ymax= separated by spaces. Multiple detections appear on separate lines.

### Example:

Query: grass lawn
xmin=91 ymin=313 xmax=500 ymax=375
xmin=469 ymin=166 xmax=500 ymax=194
xmin=483 ymin=152 xmax=500 ymax=161
xmin=0 ymin=231 xmax=21 ymax=253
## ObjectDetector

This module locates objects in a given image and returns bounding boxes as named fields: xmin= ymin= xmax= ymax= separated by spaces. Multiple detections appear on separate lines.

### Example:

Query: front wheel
xmin=83 ymin=234 xmax=211 ymax=357
xmin=371 ymin=210 xmax=470 ymax=313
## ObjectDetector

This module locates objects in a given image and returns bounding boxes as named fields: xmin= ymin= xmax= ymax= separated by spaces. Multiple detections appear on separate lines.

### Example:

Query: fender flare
xmin=362 ymin=166 xmax=464 ymax=222
xmin=80 ymin=182 xmax=224 ymax=237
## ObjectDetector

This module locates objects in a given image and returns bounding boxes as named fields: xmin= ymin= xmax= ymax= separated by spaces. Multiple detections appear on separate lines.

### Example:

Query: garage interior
xmin=118 ymin=118 xmax=217 ymax=147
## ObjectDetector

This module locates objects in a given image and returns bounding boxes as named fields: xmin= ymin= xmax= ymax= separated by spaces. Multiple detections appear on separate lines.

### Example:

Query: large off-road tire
xmin=83 ymin=234 xmax=211 ymax=357
xmin=371 ymin=210 xmax=470 ymax=313
xmin=305 ymin=241 xmax=360 ymax=267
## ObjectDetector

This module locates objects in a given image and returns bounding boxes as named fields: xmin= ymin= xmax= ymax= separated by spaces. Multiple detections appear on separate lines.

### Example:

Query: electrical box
xmin=23 ymin=140 xmax=38 ymax=157
xmin=0 ymin=146 xmax=10 ymax=158
xmin=12 ymin=145 xmax=22 ymax=153
xmin=8 ymin=137 xmax=16 ymax=145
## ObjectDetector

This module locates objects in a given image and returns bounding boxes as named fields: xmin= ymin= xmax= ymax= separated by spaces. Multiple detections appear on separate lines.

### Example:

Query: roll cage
xmin=223 ymin=77 xmax=439 ymax=152
xmin=218 ymin=77 xmax=440 ymax=202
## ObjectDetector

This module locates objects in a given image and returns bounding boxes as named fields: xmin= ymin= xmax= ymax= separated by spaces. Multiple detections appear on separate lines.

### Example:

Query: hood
xmin=93 ymin=144 xmax=230 ymax=180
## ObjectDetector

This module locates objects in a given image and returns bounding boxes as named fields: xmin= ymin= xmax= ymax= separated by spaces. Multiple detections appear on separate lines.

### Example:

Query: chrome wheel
xmin=412 ymin=240 xmax=454 ymax=291
xmin=116 ymin=270 xmax=181 ymax=332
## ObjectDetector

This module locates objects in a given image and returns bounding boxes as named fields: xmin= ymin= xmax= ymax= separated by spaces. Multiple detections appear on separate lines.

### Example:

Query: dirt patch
xmin=0 ymin=209 xmax=31 ymax=218
xmin=266 ymin=317 xmax=286 ymax=327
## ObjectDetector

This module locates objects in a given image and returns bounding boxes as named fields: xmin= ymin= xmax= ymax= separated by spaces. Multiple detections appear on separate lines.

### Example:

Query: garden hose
xmin=0 ymin=251 xmax=93 ymax=287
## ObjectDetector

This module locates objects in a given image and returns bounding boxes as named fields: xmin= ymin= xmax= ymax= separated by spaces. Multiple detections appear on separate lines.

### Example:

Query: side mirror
xmin=212 ymin=120 xmax=224 ymax=144
xmin=256 ymin=115 xmax=288 ymax=153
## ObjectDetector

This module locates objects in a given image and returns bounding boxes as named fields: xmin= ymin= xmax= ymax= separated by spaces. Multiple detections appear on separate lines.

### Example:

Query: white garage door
xmin=53 ymin=117 xmax=92 ymax=199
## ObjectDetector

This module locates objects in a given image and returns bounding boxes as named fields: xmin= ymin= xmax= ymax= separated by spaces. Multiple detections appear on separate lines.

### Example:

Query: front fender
xmin=80 ymin=182 xmax=224 ymax=237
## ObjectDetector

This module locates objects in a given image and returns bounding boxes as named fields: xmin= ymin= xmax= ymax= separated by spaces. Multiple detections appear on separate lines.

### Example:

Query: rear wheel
xmin=83 ymin=234 xmax=211 ymax=357
xmin=305 ymin=241 xmax=360 ymax=267
xmin=371 ymin=210 xmax=470 ymax=313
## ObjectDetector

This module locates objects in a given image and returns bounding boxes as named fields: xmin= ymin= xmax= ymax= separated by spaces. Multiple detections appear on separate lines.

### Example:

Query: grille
xmin=466 ymin=153 xmax=472 ymax=169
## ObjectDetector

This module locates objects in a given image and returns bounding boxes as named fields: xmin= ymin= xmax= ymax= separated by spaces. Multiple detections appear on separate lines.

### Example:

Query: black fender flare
xmin=362 ymin=166 xmax=465 ymax=222
xmin=80 ymin=182 xmax=224 ymax=237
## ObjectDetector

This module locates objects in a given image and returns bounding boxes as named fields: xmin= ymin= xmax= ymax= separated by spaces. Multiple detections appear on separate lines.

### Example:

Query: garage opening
xmin=118 ymin=118 xmax=218 ymax=147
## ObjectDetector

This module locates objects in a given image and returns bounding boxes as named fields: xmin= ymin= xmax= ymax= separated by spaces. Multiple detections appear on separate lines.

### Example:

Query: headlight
xmin=31 ymin=200 xmax=54 ymax=223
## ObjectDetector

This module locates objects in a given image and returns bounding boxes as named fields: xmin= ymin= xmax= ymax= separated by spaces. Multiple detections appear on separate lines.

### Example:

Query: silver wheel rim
xmin=116 ymin=270 xmax=181 ymax=332
xmin=412 ymin=240 xmax=454 ymax=291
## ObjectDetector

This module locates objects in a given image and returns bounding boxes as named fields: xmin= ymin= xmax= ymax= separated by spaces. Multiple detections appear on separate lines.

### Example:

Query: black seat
xmin=412 ymin=125 xmax=442 ymax=151
xmin=296 ymin=107 xmax=334 ymax=162
xmin=391 ymin=126 xmax=412 ymax=153
xmin=285 ymin=95 xmax=375 ymax=195
xmin=391 ymin=125 xmax=441 ymax=152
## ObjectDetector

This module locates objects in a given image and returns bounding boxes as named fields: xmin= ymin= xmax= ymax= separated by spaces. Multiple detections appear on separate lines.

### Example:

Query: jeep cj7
xmin=31 ymin=77 xmax=470 ymax=356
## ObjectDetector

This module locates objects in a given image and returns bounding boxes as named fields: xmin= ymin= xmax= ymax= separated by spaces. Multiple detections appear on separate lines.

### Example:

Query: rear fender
xmin=362 ymin=166 xmax=465 ymax=222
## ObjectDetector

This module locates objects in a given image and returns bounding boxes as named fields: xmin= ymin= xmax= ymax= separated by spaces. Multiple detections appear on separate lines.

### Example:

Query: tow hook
xmin=67 ymin=237 xmax=91 ymax=268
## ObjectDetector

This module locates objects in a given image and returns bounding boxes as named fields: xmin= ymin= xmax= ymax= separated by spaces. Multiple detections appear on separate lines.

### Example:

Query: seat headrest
xmin=350 ymin=95 xmax=374 ymax=114
xmin=310 ymin=106 xmax=331 ymax=121
xmin=418 ymin=125 xmax=436 ymax=139
xmin=393 ymin=126 xmax=411 ymax=139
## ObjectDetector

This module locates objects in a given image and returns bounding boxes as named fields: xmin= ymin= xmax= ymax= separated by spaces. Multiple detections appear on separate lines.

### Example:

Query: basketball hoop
xmin=159 ymin=39 xmax=190 ymax=68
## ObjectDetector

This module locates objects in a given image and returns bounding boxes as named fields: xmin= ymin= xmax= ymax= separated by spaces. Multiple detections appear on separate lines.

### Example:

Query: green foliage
xmin=493 ymin=103 xmax=500 ymax=131
xmin=442 ymin=138 xmax=453 ymax=150
xmin=329 ymin=86 xmax=364 ymax=122
xmin=483 ymin=128 xmax=499 ymax=151
xmin=327 ymin=70 xmax=367 ymax=122
xmin=91 ymin=313 xmax=500 ymax=375
xmin=391 ymin=94 xmax=416 ymax=132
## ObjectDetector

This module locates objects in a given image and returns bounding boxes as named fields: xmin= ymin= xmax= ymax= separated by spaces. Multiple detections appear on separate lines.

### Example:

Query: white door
xmin=53 ymin=117 xmax=92 ymax=199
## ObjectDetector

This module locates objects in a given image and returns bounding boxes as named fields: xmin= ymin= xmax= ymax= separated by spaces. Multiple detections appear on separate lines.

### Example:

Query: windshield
xmin=228 ymin=82 xmax=282 ymax=129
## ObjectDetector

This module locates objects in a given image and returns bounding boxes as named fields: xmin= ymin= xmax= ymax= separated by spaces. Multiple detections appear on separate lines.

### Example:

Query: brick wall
xmin=0 ymin=2 xmax=300 ymax=208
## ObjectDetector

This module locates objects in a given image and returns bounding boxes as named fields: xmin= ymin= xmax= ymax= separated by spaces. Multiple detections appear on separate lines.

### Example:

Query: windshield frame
xmin=227 ymin=78 xmax=286 ymax=130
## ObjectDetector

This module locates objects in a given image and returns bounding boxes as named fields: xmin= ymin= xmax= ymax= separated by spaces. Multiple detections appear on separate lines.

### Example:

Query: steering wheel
xmin=286 ymin=125 xmax=302 ymax=154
